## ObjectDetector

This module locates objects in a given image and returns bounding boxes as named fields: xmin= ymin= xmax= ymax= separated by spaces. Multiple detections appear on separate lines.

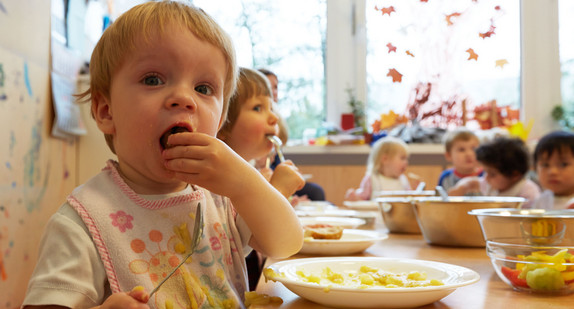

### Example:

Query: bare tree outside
xmin=195 ymin=0 xmax=327 ymax=140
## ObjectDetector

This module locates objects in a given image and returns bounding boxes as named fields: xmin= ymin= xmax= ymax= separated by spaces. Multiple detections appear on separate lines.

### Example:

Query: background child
xmin=22 ymin=3 xmax=302 ymax=309
xmin=258 ymin=68 xmax=326 ymax=201
xmin=217 ymin=67 xmax=305 ymax=291
xmin=533 ymin=130 xmax=574 ymax=209
xmin=345 ymin=136 xmax=421 ymax=201
xmin=449 ymin=137 xmax=540 ymax=206
xmin=217 ymin=67 xmax=305 ymax=199
xmin=438 ymin=127 xmax=483 ymax=191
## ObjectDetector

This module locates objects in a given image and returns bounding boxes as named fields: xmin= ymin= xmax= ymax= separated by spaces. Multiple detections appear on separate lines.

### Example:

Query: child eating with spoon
xmin=22 ymin=2 xmax=302 ymax=309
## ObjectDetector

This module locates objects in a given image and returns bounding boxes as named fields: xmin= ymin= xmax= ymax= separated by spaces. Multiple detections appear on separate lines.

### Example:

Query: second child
xmin=217 ymin=67 xmax=305 ymax=291
xmin=345 ymin=136 xmax=421 ymax=201
xmin=449 ymin=137 xmax=540 ymax=206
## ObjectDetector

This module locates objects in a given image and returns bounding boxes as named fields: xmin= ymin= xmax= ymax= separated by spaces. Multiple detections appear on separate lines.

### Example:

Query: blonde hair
xmin=218 ymin=67 xmax=272 ymax=138
xmin=443 ymin=127 xmax=479 ymax=153
xmin=367 ymin=136 xmax=408 ymax=175
xmin=78 ymin=1 xmax=238 ymax=153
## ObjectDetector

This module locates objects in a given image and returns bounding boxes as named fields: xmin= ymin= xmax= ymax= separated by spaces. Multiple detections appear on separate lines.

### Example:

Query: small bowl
xmin=487 ymin=237 xmax=574 ymax=294
xmin=469 ymin=208 xmax=574 ymax=245
xmin=412 ymin=196 xmax=525 ymax=247
xmin=376 ymin=197 xmax=421 ymax=234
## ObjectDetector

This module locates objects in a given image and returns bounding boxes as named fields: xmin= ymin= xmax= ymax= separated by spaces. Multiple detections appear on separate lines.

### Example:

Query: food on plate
xmin=295 ymin=265 xmax=444 ymax=289
xmin=244 ymin=291 xmax=283 ymax=307
xmin=501 ymin=249 xmax=574 ymax=291
xmin=303 ymin=224 xmax=344 ymax=240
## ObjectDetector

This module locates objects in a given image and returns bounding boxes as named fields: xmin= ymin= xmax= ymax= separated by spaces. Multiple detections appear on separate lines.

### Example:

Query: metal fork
xmin=149 ymin=204 xmax=204 ymax=298
xmin=267 ymin=135 xmax=285 ymax=163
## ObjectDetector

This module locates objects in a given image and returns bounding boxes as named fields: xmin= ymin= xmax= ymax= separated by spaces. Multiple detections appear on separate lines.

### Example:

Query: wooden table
xmin=256 ymin=233 xmax=574 ymax=308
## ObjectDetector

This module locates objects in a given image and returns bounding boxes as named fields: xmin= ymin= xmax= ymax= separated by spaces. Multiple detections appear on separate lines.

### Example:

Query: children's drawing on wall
xmin=0 ymin=46 xmax=69 ymax=307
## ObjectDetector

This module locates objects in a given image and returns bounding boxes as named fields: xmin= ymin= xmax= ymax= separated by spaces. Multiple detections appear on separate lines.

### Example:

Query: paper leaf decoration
xmin=381 ymin=6 xmax=396 ymax=16
xmin=445 ymin=12 xmax=461 ymax=26
xmin=406 ymin=50 xmax=415 ymax=57
xmin=466 ymin=48 xmax=478 ymax=61
xmin=387 ymin=43 xmax=397 ymax=53
xmin=495 ymin=59 xmax=508 ymax=68
xmin=387 ymin=69 xmax=403 ymax=83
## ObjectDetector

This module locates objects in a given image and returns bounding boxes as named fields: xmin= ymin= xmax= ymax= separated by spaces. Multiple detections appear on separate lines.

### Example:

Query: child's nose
xmin=165 ymin=87 xmax=197 ymax=111
xmin=269 ymin=110 xmax=279 ymax=124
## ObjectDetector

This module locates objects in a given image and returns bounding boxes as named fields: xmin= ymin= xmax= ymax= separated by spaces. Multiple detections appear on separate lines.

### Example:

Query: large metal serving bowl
xmin=374 ymin=190 xmax=437 ymax=198
xmin=468 ymin=208 xmax=574 ymax=245
xmin=375 ymin=191 xmax=436 ymax=234
xmin=375 ymin=197 xmax=422 ymax=234
xmin=412 ymin=196 xmax=526 ymax=247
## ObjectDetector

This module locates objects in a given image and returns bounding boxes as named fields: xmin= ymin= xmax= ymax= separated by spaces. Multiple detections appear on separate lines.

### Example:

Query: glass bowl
xmin=486 ymin=237 xmax=574 ymax=294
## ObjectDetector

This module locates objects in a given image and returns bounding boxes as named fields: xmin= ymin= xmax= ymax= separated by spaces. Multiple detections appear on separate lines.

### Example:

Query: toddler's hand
xmin=448 ymin=176 xmax=481 ymax=196
xmin=344 ymin=188 xmax=360 ymax=201
xmin=162 ymin=132 xmax=260 ymax=198
xmin=98 ymin=286 xmax=150 ymax=309
xmin=270 ymin=161 xmax=305 ymax=198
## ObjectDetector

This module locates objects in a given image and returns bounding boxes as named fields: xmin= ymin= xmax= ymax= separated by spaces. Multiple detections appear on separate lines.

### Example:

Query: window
xmin=558 ymin=0 xmax=574 ymax=128
xmin=85 ymin=0 xmax=562 ymax=141
xmin=194 ymin=0 xmax=327 ymax=140
xmin=365 ymin=0 xmax=520 ymax=130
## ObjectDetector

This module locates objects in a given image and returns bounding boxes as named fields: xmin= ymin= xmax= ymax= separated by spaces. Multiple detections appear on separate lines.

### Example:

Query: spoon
xmin=149 ymin=204 xmax=203 ymax=298
xmin=267 ymin=135 xmax=285 ymax=163
xmin=415 ymin=182 xmax=426 ymax=192
xmin=435 ymin=186 xmax=449 ymax=201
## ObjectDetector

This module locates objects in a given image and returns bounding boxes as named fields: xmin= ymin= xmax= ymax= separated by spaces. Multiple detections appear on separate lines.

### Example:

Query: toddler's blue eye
xmin=142 ymin=75 xmax=163 ymax=86
xmin=195 ymin=85 xmax=213 ymax=95
xmin=253 ymin=105 xmax=262 ymax=112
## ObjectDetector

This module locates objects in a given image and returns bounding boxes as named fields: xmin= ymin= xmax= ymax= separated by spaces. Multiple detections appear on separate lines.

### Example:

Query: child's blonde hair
xmin=367 ymin=136 xmax=408 ymax=175
xmin=79 ymin=1 xmax=238 ymax=153
xmin=442 ymin=127 xmax=479 ymax=153
xmin=218 ymin=67 xmax=272 ymax=138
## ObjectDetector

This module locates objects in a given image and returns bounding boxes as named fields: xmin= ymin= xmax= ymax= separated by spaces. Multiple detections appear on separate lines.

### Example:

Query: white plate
xmin=300 ymin=216 xmax=366 ymax=229
xmin=294 ymin=201 xmax=336 ymax=212
xmin=296 ymin=209 xmax=361 ymax=217
xmin=264 ymin=257 xmax=480 ymax=309
xmin=300 ymin=229 xmax=387 ymax=255
xmin=344 ymin=200 xmax=380 ymax=211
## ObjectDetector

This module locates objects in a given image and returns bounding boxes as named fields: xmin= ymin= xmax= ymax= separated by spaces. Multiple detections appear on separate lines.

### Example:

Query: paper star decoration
xmin=466 ymin=48 xmax=478 ymax=61
xmin=406 ymin=50 xmax=415 ymax=57
xmin=387 ymin=69 xmax=403 ymax=83
xmin=495 ymin=59 xmax=508 ymax=68
xmin=387 ymin=43 xmax=397 ymax=53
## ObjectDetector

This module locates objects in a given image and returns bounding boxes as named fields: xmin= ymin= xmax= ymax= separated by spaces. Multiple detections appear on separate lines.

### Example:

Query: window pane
xmin=559 ymin=0 xmax=574 ymax=128
xmin=194 ymin=0 xmax=327 ymax=140
xmin=366 ymin=0 xmax=520 ymax=130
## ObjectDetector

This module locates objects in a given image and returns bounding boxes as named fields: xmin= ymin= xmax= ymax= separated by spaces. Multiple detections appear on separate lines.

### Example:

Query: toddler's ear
xmin=92 ymin=94 xmax=115 ymax=134
xmin=444 ymin=151 xmax=453 ymax=162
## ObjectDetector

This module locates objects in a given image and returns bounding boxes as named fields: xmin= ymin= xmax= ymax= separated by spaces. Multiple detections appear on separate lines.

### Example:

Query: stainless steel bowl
xmin=413 ymin=196 xmax=526 ymax=247
xmin=374 ymin=190 xmax=436 ymax=198
xmin=469 ymin=208 xmax=574 ymax=245
xmin=376 ymin=197 xmax=421 ymax=234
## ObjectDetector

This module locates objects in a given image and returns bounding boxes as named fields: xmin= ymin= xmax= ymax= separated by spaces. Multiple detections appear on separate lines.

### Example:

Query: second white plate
xmin=299 ymin=216 xmax=366 ymax=229
xmin=343 ymin=200 xmax=380 ymax=211
xmin=300 ymin=229 xmax=387 ymax=255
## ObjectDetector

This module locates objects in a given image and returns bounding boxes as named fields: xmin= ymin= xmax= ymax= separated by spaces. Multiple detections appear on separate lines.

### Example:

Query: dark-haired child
xmin=534 ymin=131 xmax=574 ymax=209
xmin=449 ymin=137 xmax=540 ymax=206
